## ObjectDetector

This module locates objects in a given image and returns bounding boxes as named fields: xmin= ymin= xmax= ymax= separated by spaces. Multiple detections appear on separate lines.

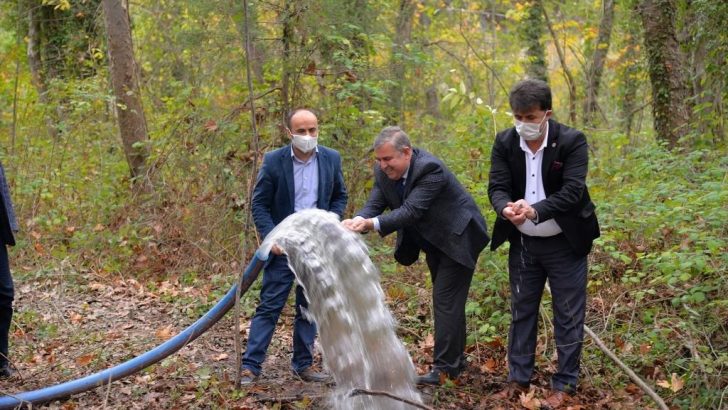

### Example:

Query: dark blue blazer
xmin=0 ymin=163 xmax=18 ymax=246
xmin=488 ymin=120 xmax=600 ymax=257
xmin=251 ymin=145 xmax=348 ymax=239
xmin=357 ymin=148 xmax=489 ymax=269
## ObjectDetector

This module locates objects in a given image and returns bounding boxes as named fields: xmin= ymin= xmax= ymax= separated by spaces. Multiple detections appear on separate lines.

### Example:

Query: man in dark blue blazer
xmin=343 ymin=126 xmax=489 ymax=385
xmin=0 ymin=161 xmax=18 ymax=378
xmin=240 ymin=108 xmax=348 ymax=385
xmin=488 ymin=79 xmax=599 ymax=408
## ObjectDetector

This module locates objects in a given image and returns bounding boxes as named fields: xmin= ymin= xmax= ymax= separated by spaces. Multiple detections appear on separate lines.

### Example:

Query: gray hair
xmin=373 ymin=126 xmax=411 ymax=153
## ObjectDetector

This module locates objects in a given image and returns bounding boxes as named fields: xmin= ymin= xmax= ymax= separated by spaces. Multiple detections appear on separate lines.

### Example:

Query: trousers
xmin=0 ymin=245 xmax=14 ymax=367
xmin=241 ymin=255 xmax=316 ymax=375
xmin=425 ymin=248 xmax=474 ymax=376
xmin=507 ymin=233 xmax=587 ymax=393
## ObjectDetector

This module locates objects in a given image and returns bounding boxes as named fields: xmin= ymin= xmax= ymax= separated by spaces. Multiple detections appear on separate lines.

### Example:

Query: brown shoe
xmin=541 ymin=390 xmax=572 ymax=409
xmin=294 ymin=367 xmax=330 ymax=383
xmin=239 ymin=368 xmax=259 ymax=386
xmin=491 ymin=381 xmax=529 ymax=400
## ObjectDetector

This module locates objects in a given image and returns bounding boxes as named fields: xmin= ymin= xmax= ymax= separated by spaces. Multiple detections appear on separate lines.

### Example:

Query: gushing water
xmin=259 ymin=209 xmax=422 ymax=409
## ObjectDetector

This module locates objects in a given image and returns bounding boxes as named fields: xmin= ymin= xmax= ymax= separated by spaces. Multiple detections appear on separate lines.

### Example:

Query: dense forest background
xmin=0 ymin=0 xmax=725 ymax=408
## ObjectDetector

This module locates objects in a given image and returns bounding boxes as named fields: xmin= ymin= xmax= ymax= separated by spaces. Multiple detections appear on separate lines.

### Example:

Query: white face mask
xmin=515 ymin=111 xmax=550 ymax=141
xmin=291 ymin=134 xmax=318 ymax=153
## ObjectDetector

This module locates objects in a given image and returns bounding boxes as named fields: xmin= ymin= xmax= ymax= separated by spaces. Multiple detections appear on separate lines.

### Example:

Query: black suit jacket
xmin=358 ymin=148 xmax=489 ymax=269
xmin=488 ymin=120 xmax=600 ymax=257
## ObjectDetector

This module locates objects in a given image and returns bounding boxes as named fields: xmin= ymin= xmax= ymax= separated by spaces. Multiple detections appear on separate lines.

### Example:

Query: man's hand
xmin=270 ymin=244 xmax=284 ymax=256
xmin=341 ymin=216 xmax=373 ymax=233
xmin=503 ymin=200 xmax=536 ymax=225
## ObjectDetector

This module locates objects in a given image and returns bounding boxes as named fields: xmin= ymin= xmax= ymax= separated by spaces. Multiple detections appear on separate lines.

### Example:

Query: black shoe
xmin=0 ymin=364 xmax=13 ymax=379
xmin=294 ymin=367 xmax=330 ymax=383
xmin=239 ymin=368 xmax=259 ymax=386
xmin=416 ymin=369 xmax=450 ymax=385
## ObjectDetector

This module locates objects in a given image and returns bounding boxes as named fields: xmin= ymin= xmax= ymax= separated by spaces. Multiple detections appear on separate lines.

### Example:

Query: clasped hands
xmin=341 ymin=216 xmax=374 ymax=233
xmin=502 ymin=199 xmax=536 ymax=226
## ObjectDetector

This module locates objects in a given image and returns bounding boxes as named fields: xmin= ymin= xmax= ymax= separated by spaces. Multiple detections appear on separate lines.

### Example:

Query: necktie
xmin=396 ymin=178 xmax=406 ymax=200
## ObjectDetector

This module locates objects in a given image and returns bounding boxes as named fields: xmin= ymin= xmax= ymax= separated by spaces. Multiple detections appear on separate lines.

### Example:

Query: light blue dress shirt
xmin=291 ymin=148 xmax=319 ymax=212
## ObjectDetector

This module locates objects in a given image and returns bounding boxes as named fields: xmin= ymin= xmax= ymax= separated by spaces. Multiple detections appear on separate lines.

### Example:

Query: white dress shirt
xmin=516 ymin=123 xmax=562 ymax=237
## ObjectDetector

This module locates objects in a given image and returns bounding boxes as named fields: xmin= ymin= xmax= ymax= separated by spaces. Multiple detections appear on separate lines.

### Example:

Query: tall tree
xmin=583 ymin=0 xmax=615 ymax=125
xmin=26 ymin=0 xmax=59 ymax=139
xmin=637 ymin=0 xmax=692 ymax=147
xmin=388 ymin=0 xmax=416 ymax=124
xmin=519 ymin=1 xmax=547 ymax=83
xmin=541 ymin=2 xmax=577 ymax=123
xmin=102 ymin=0 xmax=151 ymax=190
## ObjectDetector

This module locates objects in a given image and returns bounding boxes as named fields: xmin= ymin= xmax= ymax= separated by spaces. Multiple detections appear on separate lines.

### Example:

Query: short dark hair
xmin=508 ymin=79 xmax=552 ymax=113
xmin=373 ymin=126 xmax=412 ymax=152
xmin=285 ymin=108 xmax=319 ymax=129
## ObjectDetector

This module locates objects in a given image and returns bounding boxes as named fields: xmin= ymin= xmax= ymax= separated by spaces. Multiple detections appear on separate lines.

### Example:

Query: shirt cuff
xmin=531 ymin=209 xmax=539 ymax=224
xmin=372 ymin=217 xmax=381 ymax=232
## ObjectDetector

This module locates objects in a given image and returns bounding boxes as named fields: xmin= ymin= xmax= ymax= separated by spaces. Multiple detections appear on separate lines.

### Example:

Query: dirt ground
xmin=0 ymin=267 xmax=657 ymax=409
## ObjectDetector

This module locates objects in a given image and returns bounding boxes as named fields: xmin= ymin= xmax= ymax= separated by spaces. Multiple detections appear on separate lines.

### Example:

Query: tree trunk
xmin=102 ymin=0 xmax=152 ymax=190
xmin=520 ymin=1 xmax=548 ymax=83
xmin=27 ymin=0 xmax=45 ymax=99
xmin=618 ymin=28 xmax=641 ymax=142
xmin=638 ymin=0 xmax=692 ymax=148
xmin=280 ymin=1 xmax=295 ymax=127
xmin=27 ymin=0 xmax=59 ymax=139
xmin=541 ymin=2 xmax=577 ymax=123
xmin=583 ymin=0 xmax=615 ymax=125
xmin=388 ymin=0 xmax=416 ymax=124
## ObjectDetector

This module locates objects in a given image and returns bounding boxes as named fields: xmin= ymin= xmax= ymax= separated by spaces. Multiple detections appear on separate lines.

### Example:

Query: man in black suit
xmin=342 ymin=126 xmax=489 ymax=385
xmin=0 ymin=161 xmax=17 ymax=378
xmin=488 ymin=79 xmax=599 ymax=408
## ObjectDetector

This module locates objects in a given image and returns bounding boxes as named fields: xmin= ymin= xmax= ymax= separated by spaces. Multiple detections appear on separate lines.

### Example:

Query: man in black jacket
xmin=343 ymin=126 xmax=489 ymax=385
xmin=0 ymin=161 xmax=17 ymax=378
xmin=488 ymin=79 xmax=599 ymax=408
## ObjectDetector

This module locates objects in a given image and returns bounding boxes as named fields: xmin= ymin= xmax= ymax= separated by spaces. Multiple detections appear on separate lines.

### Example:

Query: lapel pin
xmin=551 ymin=143 xmax=556 ymax=147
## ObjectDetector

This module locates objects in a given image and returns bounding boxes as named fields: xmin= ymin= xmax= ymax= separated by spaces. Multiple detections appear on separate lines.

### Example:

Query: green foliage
xmin=0 ymin=0 xmax=726 ymax=407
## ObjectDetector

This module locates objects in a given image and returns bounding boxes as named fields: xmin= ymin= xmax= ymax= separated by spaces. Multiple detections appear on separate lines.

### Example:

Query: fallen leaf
xmin=658 ymin=373 xmax=684 ymax=393
xmin=76 ymin=353 xmax=95 ymax=366
xmin=213 ymin=353 xmax=229 ymax=361
xmin=70 ymin=312 xmax=83 ymax=323
xmin=519 ymin=390 xmax=540 ymax=410
xmin=480 ymin=357 xmax=497 ymax=373
xmin=30 ymin=231 xmax=42 ymax=239
xmin=156 ymin=325 xmax=173 ymax=340
xmin=88 ymin=282 xmax=106 ymax=291
xmin=670 ymin=373 xmax=685 ymax=392
xmin=639 ymin=343 xmax=652 ymax=355
xmin=65 ymin=226 xmax=76 ymax=234
xmin=626 ymin=383 xmax=644 ymax=396
xmin=93 ymin=223 xmax=105 ymax=231
xmin=204 ymin=120 xmax=218 ymax=132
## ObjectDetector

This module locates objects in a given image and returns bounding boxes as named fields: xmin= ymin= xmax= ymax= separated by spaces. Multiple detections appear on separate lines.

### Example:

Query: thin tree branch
xmin=540 ymin=1 xmax=577 ymax=123
xmin=348 ymin=388 xmax=434 ymax=410
xmin=457 ymin=17 xmax=509 ymax=103
xmin=583 ymin=325 xmax=669 ymax=410
xmin=545 ymin=284 xmax=669 ymax=410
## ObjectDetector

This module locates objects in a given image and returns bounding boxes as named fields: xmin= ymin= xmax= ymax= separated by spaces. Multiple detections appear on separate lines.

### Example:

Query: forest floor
xmin=0 ymin=262 xmax=660 ymax=409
